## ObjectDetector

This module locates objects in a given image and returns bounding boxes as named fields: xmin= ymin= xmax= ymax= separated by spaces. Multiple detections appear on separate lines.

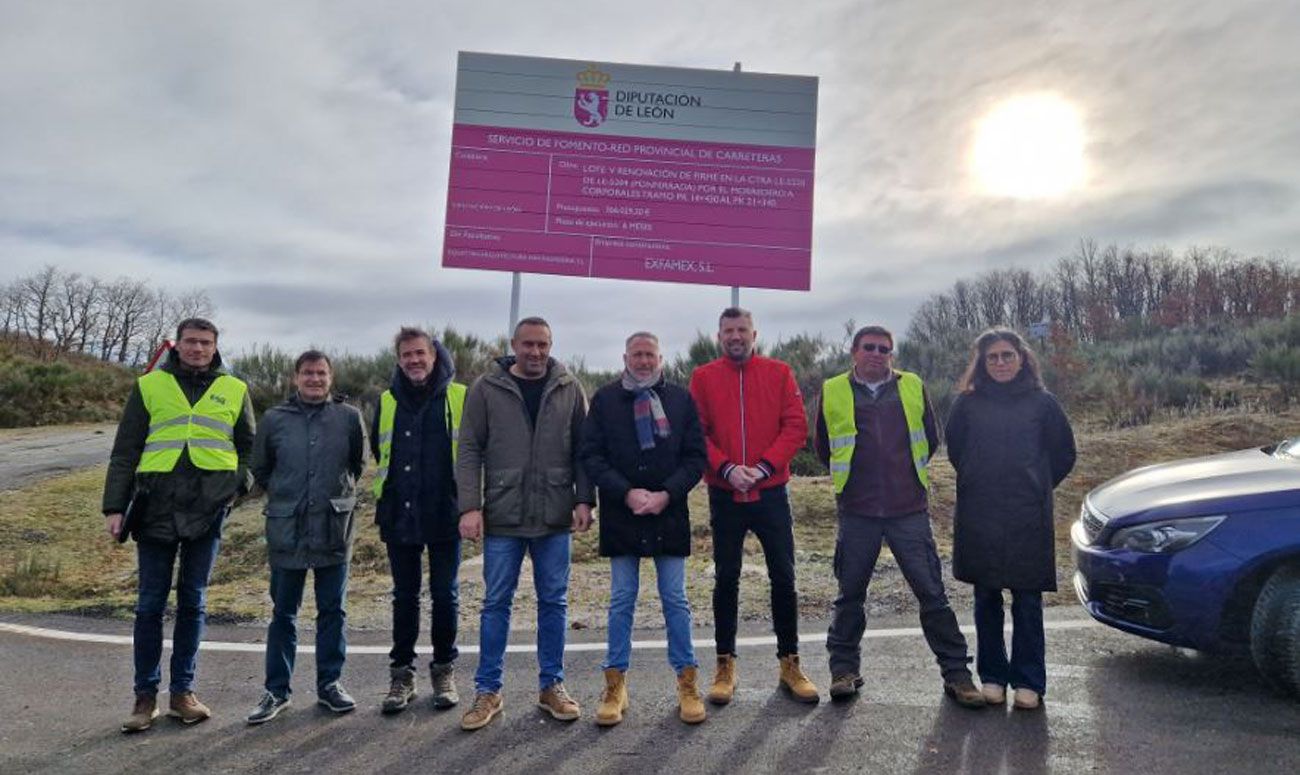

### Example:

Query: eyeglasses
xmin=859 ymin=343 xmax=892 ymax=354
xmin=985 ymin=350 xmax=1019 ymax=364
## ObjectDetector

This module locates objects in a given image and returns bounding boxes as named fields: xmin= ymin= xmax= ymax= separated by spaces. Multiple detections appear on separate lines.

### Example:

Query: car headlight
xmin=1109 ymin=515 xmax=1226 ymax=553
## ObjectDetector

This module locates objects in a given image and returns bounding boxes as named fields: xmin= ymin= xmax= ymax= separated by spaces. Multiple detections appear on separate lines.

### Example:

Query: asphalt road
xmin=0 ymin=423 xmax=115 ymax=490
xmin=2 ymin=609 xmax=1297 ymax=774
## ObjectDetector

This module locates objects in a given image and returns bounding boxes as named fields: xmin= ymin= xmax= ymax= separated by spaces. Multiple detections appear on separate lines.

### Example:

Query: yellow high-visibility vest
xmin=821 ymin=369 xmax=930 ymax=494
xmin=136 ymin=370 xmax=247 ymax=472
xmin=373 ymin=382 xmax=466 ymax=499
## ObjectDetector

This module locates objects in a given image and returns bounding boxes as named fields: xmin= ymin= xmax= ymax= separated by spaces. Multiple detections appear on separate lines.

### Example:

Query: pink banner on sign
xmin=443 ymin=124 xmax=815 ymax=290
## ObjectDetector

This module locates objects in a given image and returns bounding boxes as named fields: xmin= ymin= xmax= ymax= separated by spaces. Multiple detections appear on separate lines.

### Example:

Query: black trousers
xmin=826 ymin=510 xmax=972 ymax=681
xmin=709 ymin=486 xmax=800 ymax=657
xmin=386 ymin=539 xmax=461 ymax=669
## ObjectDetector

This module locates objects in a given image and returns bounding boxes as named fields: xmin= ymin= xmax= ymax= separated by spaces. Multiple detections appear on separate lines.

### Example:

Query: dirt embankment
xmin=1 ymin=410 xmax=1298 ymax=630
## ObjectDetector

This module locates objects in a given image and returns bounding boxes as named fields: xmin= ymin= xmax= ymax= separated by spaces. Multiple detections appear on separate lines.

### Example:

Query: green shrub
xmin=0 ymin=553 xmax=63 ymax=597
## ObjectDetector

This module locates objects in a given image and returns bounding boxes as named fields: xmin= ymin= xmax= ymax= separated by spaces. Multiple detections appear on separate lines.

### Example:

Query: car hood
xmin=1089 ymin=447 xmax=1300 ymax=524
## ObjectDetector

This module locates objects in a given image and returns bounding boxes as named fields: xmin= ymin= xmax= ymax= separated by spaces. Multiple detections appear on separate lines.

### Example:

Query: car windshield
xmin=1273 ymin=438 xmax=1300 ymax=460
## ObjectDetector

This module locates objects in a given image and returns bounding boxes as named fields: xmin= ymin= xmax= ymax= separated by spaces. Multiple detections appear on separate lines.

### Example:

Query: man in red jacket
xmin=689 ymin=307 xmax=819 ymax=705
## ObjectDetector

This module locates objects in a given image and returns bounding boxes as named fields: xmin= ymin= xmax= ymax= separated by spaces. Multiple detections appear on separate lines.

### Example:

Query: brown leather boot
xmin=677 ymin=667 xmax=706 ymax=724
xmin=707 ymin=655 xmax=737 ymax=705
xmin=120 ymin=693 xmax=158 ymax=733
xmin=779 ymin=655 xmax=820 ymax=704
xmin=595 ymin=668 xmax=628 ymax=726
xmin=167 ymin=691 xmax=212 ymax=724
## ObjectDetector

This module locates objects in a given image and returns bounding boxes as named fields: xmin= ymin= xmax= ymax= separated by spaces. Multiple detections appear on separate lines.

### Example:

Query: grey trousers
xmin=826 ymin=510 xmax=972 ymax=681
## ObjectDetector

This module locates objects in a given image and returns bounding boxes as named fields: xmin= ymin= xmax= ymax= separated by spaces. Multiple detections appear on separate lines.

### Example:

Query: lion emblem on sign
xmin=573 ymin=65 xmax=611 ymax=128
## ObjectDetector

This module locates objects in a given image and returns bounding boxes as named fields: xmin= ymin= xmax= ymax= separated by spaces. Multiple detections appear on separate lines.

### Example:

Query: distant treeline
xmin=3 ymin=242 xmax=1298 ymax=436
xmin=0 ymin=265 xmax=214 ymax=366
xmin=907 ymin=240 xmax=1299 ymax=345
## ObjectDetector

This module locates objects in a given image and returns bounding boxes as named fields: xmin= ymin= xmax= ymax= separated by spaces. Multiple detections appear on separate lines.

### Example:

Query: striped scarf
xmin=621 ymin=370 xmax=671 ymax=450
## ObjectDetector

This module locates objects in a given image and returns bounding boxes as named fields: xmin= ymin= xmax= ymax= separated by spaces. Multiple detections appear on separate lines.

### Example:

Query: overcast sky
xmin=2 ymin=0 xmax=1297 ymax=369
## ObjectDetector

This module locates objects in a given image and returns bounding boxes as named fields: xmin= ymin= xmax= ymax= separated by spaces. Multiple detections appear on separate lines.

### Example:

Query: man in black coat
xmin=579 ymin=331 xmax=708 ymax=726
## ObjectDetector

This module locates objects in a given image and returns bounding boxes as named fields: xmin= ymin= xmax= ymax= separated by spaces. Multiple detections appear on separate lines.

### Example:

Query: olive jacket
xmin=456 ymin=356 xmax=594 ymax=538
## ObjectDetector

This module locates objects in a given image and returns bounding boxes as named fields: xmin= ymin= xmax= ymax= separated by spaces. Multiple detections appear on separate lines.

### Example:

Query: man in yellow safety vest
xmin=372 ymin=327 xmax=467 ymax=714
xmin=102 ymin=317 xmax=256 ymax=733
xmin=814 ymin=324 xmax=984 ymax=708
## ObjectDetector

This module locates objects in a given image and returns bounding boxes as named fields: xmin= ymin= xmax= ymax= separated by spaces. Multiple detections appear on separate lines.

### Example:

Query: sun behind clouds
xmin=971 ymin=93 xmax=1086 ymax=199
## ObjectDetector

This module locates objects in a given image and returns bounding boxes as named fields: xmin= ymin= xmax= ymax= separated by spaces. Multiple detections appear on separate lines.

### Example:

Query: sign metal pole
xmin=509 ymin=271 xmax=521 ymax=338
xmin=730 ymin=60 xmax=742 ymax=310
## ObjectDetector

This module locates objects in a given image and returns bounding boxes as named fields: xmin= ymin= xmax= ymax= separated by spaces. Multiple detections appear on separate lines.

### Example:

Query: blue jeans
xmin=603 ymin=555 xmax=697 ymax=674
xmin=973 ymin=586 xmax=1046 ymax=696
xmin=387 ymin=539 xmax=461 ymax=669
xmin=265 ymin=563 xmax=349 ymax=699
xmin=133 ymin=532 xmax=221 ymax=695
xmin=474 ymin=532 xmax=570 ymax=694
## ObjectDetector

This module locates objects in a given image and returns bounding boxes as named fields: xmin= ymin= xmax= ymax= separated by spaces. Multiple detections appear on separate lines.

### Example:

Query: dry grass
xmin=4 ymin=407 xmax=1299 ymax=630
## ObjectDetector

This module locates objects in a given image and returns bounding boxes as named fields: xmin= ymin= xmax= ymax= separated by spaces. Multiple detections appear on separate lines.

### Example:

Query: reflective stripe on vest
xmin=820 ymin=370 xmax=930 ymax=495
xmin=373 ymin=381 xmax=466 ymax=499
xmin=136 ymin=370 xmax=247 ymax=473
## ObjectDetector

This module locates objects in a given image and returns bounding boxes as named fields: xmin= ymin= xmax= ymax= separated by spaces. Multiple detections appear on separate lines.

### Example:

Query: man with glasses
xmin=813 ymin=325 xmax=984 ymax=707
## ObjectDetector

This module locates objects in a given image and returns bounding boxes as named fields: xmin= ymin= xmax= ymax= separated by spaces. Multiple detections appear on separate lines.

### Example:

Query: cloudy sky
xmin=2 ymin=0 xmax=1297 ymax=369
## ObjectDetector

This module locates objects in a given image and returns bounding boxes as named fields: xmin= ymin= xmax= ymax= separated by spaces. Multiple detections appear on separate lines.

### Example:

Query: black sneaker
xmin=246 ymin=692 xmax=291 ymax=725
xmin=318 ymin=682 xmax=357 ymax=713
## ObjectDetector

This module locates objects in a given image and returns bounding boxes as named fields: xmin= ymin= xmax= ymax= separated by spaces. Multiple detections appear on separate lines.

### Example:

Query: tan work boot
xmin=537 ymin=682 xmax=581 ymax=721
xmin=707 ymin=654 xmax=737 ymax=705
xmin=460 ymin=692 xmax=503 ymax=730
xmin=677 ymin=666 xmax=706 ymax=724
xmin=120 ymin=693 xmax=159 ymax=733
xmin=778 ymin=655 xmax=820 ymax=703
xmin=167 ymin=691 xmax=212 ymax=724
xmin=1013 ymin=687 xmax=1041 ymax=710
xmin=595 ymin=668 xmax=629 ymax=726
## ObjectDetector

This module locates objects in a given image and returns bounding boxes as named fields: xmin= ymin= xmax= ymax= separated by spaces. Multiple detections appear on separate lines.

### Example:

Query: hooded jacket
xmin=102 ymin=348 xmax=256 ymax=543
xmin=369 ymin=339 xmax=460 ymax=545
xmin=253 ymin=394 xmax=366 ymax=569
xmin=456 ymin=356 xmax=594 ymax=538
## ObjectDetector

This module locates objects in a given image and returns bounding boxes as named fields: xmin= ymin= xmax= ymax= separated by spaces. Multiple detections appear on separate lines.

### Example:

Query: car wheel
xmin=1281 ymin=597 xmax=1300 ymax=696
xmin=1249 ymin=565 xmax=1300 ymax=696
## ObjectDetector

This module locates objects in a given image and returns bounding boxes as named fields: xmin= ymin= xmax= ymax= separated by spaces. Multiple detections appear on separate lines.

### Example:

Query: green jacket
xmin=102 ymin=350 xmax=256 ymax=543
xmin=455 ymin=356 xmax=594 ymax=538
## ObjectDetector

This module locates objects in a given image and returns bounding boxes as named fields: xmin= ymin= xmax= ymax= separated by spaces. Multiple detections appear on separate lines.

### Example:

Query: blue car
xmin=1072 ymin=436 xmax=1300 ymax=695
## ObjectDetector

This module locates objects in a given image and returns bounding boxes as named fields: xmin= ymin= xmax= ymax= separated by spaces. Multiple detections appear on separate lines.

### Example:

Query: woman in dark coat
xmin=945 ymin=328 xmax=1076 ymax=710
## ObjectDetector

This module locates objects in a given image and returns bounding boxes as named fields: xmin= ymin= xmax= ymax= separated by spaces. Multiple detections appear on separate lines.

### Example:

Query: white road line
xmin=0 ymin=619 xmax=1098 ymax=655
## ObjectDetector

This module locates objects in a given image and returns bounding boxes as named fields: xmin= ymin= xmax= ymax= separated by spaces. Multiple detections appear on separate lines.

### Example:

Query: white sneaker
xmin=1013 ymin=687 xmax=1041 ymax=709
xmin=981 ymin=683 xmax=1006 ymax=705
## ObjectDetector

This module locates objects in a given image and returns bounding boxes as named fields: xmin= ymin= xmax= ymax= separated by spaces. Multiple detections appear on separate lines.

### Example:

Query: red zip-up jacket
xmin=688 ymin=354 xmax=808 ymax=502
